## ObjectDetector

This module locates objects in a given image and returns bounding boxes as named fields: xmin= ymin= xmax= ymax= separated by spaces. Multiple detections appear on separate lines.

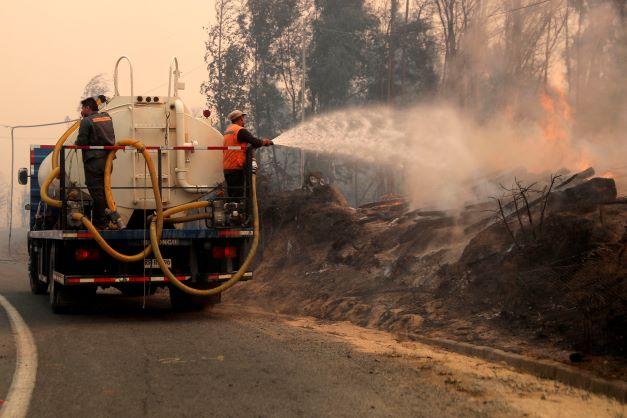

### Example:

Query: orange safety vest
xmin=223 ymin=124 xmax=246 ymax=170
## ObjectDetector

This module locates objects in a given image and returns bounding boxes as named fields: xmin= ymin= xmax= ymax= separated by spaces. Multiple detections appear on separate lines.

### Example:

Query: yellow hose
xmin=104 ymin=150 xmax=117 ymax=212
xmin=164 ymin=213 xmax=211 ymax=224
xmin=40 ymin=122 xmax=80 ymax=208
xmin=41 ymin=167 xmax=62 ymax=208
xmin=52 ymin=121 xmax=80 ymax=170
xmin=149 ymin=174 xmax=260 ymax=296
xmin=72 ymin=139 xmax=165 ymax=262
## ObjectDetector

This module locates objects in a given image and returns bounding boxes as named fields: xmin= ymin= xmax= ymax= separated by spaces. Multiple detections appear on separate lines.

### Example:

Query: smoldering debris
xmin=229 ymin=171 xmax=626 ymax=378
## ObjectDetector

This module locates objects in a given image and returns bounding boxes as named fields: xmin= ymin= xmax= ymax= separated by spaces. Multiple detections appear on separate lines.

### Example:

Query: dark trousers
xmin=84 ymin=158 xmax=108 ymax=228
xmin=224 ymin=170 xmax=245 ymax=199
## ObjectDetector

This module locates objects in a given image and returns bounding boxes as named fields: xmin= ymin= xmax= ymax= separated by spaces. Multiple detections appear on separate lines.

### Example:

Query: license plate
xmin=144 ymin=258 xmax=171 ymax=268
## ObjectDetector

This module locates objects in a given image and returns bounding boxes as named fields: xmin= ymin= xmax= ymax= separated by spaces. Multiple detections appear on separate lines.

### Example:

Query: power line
xmin=5 ymin=118 xmax=79 ymax=256
xmin=3 ymin=119 xmax=78 ymax=130
xmin=0 ymin=136 xmax=62 ymax=140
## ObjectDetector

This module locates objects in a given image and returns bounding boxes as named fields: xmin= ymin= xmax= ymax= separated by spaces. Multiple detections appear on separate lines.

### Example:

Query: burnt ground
xmin=227 ymin=178 xmax=627 ymax=382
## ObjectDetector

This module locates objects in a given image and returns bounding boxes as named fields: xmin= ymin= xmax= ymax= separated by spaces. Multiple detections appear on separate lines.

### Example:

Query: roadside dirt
xmin=226 ymin=304 xmax=626 ymax=418
xmin=228 ymin=178 xmax=627 ymax=382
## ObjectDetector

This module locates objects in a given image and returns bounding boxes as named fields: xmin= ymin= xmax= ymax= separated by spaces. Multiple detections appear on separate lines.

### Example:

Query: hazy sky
xmin=0 ymin=0 xmax=216 ymax=144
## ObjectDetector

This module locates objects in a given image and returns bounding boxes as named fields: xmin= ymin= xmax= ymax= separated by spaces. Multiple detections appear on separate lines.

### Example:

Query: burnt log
xmin=556 ymin=167 xmax=595 ymax=190
xmin=552 ymin=177 xmax=618 ymax=212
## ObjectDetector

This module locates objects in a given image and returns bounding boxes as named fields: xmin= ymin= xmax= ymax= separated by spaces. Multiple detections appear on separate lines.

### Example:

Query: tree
xmin=241 ymin=0 xmax=300 ymax=136
xmin=78 ymin=74 xmax=111 ymax=110
xmin=273 ymin=0 xmax=312 ymax=122
xmin=81 ymin=73 xmax=110 ymax=99
xmin=202 ymin=0 xmax=247 ymax=131
xmin=308 ymin=0 xmax=377 ymax=111
xmin=366 ymin=0 xmax=438 ymax=103
xmin=431 ymin=0 xmax=485 ymax=104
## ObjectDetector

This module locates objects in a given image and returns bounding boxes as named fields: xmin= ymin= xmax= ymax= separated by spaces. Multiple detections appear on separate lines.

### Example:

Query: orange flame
xmin=538 ymin=86 xmax=592 ymax=170
xmin=539 ymin=87 xmax=572 ymax=144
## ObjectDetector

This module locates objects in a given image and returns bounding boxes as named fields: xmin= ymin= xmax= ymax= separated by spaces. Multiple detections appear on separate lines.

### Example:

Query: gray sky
xmin=0 ymin=0 xmax=216 ymax=145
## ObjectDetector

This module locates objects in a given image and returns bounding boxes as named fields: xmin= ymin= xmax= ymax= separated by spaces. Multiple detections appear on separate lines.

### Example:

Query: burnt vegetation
xmin=231 ymin=174 xmax=626 ymax=378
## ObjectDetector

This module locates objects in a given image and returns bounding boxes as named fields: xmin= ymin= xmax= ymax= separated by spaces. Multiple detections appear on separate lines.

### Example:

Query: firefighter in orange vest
xmin=223 ymin=110 xmax=273 ymax=198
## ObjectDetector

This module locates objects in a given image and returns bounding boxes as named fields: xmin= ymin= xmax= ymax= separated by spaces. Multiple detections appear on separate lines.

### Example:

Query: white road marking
xmin=0 ymin=295 xmax=37 ymax=418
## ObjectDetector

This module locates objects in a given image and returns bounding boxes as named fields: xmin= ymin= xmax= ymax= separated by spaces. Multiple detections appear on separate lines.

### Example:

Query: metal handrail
xmin=167 ymin=57 xmax=180 ymax=99
xmin=113 ymin=56 xmax=134 ymax=98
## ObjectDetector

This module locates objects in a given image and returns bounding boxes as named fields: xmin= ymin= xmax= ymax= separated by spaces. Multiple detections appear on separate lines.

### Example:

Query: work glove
xmin=262 ymin=138 xmax=273 ymax=146
xmin=252 ymin=159 xmax=258 ymax=174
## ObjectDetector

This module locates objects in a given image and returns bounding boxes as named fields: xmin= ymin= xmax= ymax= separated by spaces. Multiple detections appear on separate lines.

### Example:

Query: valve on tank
xmin=212 ymin=200 xmax=226 ymax=227
xmin=105 ymin=208 xmax=125 ymax=230
xmin=225 ymin=202 xmax=243 ymax=226
xmin=66 ymin=201 xmax=83 ymax=228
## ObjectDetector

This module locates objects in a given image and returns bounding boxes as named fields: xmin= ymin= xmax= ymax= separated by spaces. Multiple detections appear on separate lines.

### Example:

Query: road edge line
xmin=0 ymin=294 xmax=38 ymax=418
xmin=399 ymin=332 xmax=627 ymax=403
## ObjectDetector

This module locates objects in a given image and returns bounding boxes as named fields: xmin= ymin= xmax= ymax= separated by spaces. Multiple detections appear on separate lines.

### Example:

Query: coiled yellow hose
xmin=41 ymin=122 xmax=80 ymax=208
xmin=81 ymin=144 xmax=256 ymax=296
xmin=71 ymin=139 xmax=165 ymax=262
xmin=52 ymin=121 xmax=80 ymax=170
xmin=149 ymin=174 xmax=260 ymax=296
xmin=41 ymin=167 xmax=62 ymax=208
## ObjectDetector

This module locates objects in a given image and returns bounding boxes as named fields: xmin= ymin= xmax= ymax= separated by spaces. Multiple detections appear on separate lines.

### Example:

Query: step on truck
xmin=20 ymin=57 xmax=256 ymax=313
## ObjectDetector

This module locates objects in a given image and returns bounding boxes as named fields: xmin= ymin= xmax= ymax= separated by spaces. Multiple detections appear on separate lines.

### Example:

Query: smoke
xmin=275 ymin=100 xmax=601 ymax=208
xmin=569 ymin=3 xmax=627 ymax=180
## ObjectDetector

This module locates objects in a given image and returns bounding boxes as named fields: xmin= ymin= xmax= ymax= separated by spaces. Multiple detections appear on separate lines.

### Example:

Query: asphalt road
xmin=0 ymin=259 xmax=623 ymax=418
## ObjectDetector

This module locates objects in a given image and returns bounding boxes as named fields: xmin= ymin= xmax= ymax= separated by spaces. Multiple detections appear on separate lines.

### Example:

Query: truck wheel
xmin=169 ymin=286 xmax=210 ymax=312
xmin=48 ymin=245 xmax=73 ymax=314
xmin=29 ymin=247 xmax=47 ymax=295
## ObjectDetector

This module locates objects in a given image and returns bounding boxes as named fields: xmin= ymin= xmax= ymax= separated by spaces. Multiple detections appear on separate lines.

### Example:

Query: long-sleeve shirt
xmin=236 ymin=128 xmax=264 ymax=148
xmin=75 ymin=112 xmax=116 ymax=162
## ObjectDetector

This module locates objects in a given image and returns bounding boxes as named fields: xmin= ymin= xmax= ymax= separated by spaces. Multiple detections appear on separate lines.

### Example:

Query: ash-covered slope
xmin=228 ymin=177 xmax=626 ymax=377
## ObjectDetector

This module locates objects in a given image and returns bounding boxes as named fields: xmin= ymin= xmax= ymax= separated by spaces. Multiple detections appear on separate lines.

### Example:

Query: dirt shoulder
xmin=224 ymin=304 xmax=625 ymax=418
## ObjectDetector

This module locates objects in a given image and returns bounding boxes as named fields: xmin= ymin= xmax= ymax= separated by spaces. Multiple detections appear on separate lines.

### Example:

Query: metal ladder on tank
xmin=132 ymin=148 xmax=171 ymax=205
xmin=114 ymin=55 xmax=171 ymax=206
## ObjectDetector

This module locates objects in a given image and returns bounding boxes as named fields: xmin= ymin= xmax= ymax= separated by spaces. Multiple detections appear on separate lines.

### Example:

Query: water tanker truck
xmin=21 ymin=57 xmax=258 ymax=313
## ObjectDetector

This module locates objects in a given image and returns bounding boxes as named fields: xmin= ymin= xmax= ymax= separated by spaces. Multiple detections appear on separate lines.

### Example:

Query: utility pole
xmin=301 ymin=34 xmax=307 ymax=123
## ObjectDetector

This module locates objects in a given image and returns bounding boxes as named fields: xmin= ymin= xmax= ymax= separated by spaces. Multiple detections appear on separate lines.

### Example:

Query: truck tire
xmin=48 ymin=245 xmax=73 ymax=314
xmin=29 ymin=245 xmax=47 ymax=295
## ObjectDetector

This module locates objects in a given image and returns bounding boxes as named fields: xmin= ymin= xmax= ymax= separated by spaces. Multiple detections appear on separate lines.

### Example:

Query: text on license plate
xmin=144 ymin=258 xmax=171 ymax=268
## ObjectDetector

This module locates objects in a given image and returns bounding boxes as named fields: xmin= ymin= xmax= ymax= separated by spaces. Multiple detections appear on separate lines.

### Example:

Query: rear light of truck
xmin=75 ymin=248 xmax=100 ymax=261
xmin=212 ymin=246 xmax=237 ymax=259
xmin=224 ymin=246 xmax=237 ymax=259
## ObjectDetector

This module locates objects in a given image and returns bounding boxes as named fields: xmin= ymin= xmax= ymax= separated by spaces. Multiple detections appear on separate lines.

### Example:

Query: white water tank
xmin=38 ymin=95 xmax=224 ymax=224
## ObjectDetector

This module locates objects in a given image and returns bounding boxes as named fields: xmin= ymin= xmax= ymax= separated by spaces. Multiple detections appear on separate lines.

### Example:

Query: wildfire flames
xmin=539 ymin=86 xmax=590 ymax=171
xmin=540 ymin=86 xmax=571 ymax=143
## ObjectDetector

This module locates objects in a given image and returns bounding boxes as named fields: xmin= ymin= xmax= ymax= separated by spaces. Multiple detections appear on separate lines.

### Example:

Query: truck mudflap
xmin=52 ymin=271 xmax=253 ymax=285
